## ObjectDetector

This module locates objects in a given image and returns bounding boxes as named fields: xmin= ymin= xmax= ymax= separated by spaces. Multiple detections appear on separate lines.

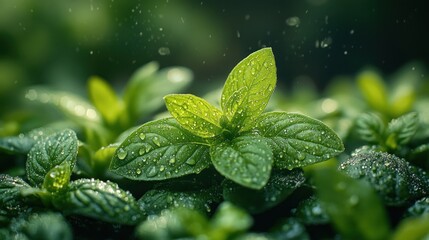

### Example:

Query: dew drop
xmin=146 ymin=166 xmax=158 ymax=178
xmin=117 ymin=148 xmax=128 ymax=160
xmin=139 ymin=133 xmax=146 ymax=140
xmin=297 ymin=153 xmax=306 ymax=161
xmin=139 ymin=148 xmax=146 ymax=155
xmin=185 ymin=158 xmax=196 ymax=166
xmin=136 ymin=168 xmax=142 ymax=175
xmin=169 ymin=158 xmax=176 ymax=164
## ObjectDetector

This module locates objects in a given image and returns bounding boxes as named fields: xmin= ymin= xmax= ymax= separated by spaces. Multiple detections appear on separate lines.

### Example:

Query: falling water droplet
xmin=286 ymin=16 xmax=300 ymax=27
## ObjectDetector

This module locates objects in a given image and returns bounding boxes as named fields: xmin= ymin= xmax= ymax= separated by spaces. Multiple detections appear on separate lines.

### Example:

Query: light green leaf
xmin=221 ymin=48 xmax=276 ymax=132
xmin=124 ymin=64 xmax=192 ymax=121
xmin=313 ymin=168 xmax=391 ymax=240
xmin=222 ymin=169 xmax=305 ymax=213
xmin=164 ymin=94 xmax=223 ymax=138
xmin=256 ymin=112 xmax=344 ymax=170
xmin=386 ymin=112 xmax=419 ymax=149
xmin=42 ymin=161 xmax=72 ymax=193
xmin=26 ymin=129 xmax=78 ymax=187
xmin=209 ymin=202 xmax=253 ymax=238
xmin=210 ymin=133 xmax=273 ymax=189
xmin=110 ymin=118 xmax=211 ymax=180
xmin=53 ymin=179 xmax=143 ymax=225
xmin=355 ymin=112 xmax=385 ymax=144
xmin=356 ymin=70 xmax=388 ymax=114
xmin=392 ymin=215 xmax=429 ymax=240
xmin=88 ymin=76 xmax=124 ymax=125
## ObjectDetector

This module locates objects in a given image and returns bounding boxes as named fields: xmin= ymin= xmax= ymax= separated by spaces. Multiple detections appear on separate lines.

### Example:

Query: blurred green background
xmin=0 ymin=0 xmax=427 ymax=104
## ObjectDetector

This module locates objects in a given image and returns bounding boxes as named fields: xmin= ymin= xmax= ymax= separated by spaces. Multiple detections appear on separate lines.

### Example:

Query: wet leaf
xmin=53 ymin=179 xmax=143 ymax=225
xmin=26 ymin=129 xmax=78 ymax=188
xmin=17 ymin=212 xmax=72 ymax=240
xmin=42 ymin=161 xmax=72 ymax=193
xmin=256 ymin=112 xmax=344 ymax=170
xmin=293 ymin=195 xmax=329 ymax=225
xmin=386 ymin=112 xmax=419 ymax=149
xmin=313 ymin=168 xmax=391 ymax=240
xmin=110 ymin=118 xmax=211 ymax=180
xmin=0 ymin=174 xmax=31 ymax=215
xmin=164 ymin=94 xmax=223 ymax=138
xmin=88 ymin=76 xmax=124 ymax=125
xmin=210 ymin=134 xmax=273 ymax=189
xmin=355 ymin=112 xmax=385 ymax=144
xmin=223 ymin=169 xmax=305 ymax=213
xmin=339 ymin=149 xmax=429 ymax=205
xmin=221 ymin=47 xmax=276 ymax=132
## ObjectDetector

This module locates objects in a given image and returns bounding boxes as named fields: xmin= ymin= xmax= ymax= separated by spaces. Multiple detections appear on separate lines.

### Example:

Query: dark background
xmin=0 ymin=0 xmax=428 ymax=95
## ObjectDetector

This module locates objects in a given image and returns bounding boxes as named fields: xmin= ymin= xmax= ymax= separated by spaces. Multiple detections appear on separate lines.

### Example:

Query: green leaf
xmin=164 ymin=94 xmax=223 ymax=138
xmin=221 ymin=48 xmax=276 ymax=132
xmin=18 ymin=212 xmax=72 ymax=240
xmin=354 ymin=112 xmax=385 ymax=144
xmin=356 ymin=70 xmax=389 ymax=114
xmin=313 ymin=168 xmax=391 ymax=240
xmin=339 ymin=149 xmax=429 ymax=205
xmin=42 ymin=161 xmax=72 ymax=193
xmin=26 ymin=129 xmax=78 ymax=187
xmin=386 ymin=112 xmax=419 ymax=149
xmin=124 ymin=64 xmax=192 ymax=121
xmin=210 ymin=133 xmax=273 ymax=189
xmin=256 ymin=112 xmax=344 ymax=170
xmin=392 ymin=215 xmax=429 ymax=240
xmin=209 ymin=202 xmax=253 ymax=238
xmin=0 ymin=174 xmax=31 ymax=214
xmin=406 ymin=197 xmax=429 ymax=217
xmin=53 ymin=179 xmax=143 ymax=225
xmin=293 ymin=195 xmax=329 ymax=225
xmin=223 ymin=169 xmax=305 ymax=213
xmin=88 ymin=76 xmax=124 ymax=125
xmin=110 ymin=118 xmax=211 ymax=180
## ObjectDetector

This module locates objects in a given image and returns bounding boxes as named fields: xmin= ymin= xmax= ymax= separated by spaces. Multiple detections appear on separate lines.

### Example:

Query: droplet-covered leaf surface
xmin=53 ymin=179 xmax=143 ymax=225
xmin=26 ymin=129 xmax=78 ymax=188
xmin=256 ymin=112 xmax=344 ymax=169
xmin=339 ymin=149 xmax=429 ymax=205
xmin=164 ymin=94 xmax=223 ymax=138
xmin=110 ymin=118 xmax=211 ymax=180
xmin=386 ymin=112 xmax=419 ymax=148
xmin=293 ymin=195 xmax=329 ymax=225
xmin=0 ymin=174 xmax=31 ymax=215
xmin=17 ymin=212 xmax=72 ymax=240
xmin=221 ymin=47 xmax=276 ymax=132
xmin=210 ymin=134 xmax=273 ymax=189
xmin=223 ymin=169 xmax=305 ymax=213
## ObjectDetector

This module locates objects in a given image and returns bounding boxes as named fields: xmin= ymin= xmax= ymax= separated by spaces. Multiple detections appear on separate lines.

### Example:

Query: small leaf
xmin=209 ymin=202 xmax=253 ymax=238
xmin=164 ymin=94 xmax=223 ymax=138
xmin=26 ymin=129 xmax=78 ymax=187
xmin=313 ymin=168 xmax=391 ymax=240
xmin=18 ymin=212 xmax=72 ymax=240
xmin=354 ymin=112 xmax=385 ymax=144
xmin=221 ymin=48 xmax=276 ymax=132
xmin=210 ymin=133 xmax=273 ymax=189
xmin=53 ymin=179 xmax=143 ymax=225
xmin=223 ymin=169 xmax=305 ymax=213
xmin=392 ymin=215 xmax=429 ymax=240
xmin=42 ymin=161 xmax=72 ymax=193
xmin=88 ymin=76 xmax=124 ymax=125
xmin=0 ymin=174 xmax=31 ymax=214
xmin=256 ymin=112 xmax=344 ymax=170
xmin=110 ymin=118 xmax=211 ymax=180
xmin=356 ymin=70 xmax=389 ymax=114
xmin=386 ymin=112 xmax=419 ymax=149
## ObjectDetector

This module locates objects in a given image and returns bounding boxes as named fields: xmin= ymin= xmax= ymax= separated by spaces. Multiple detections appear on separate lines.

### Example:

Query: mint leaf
xmin=223 ymin=169 xmax=305 ymax=213
xmin=210 ymin=133 xmax=273 ymax=189
xmin=110 ymin=118 xmax=211 ymax=180
xmin=17 ymin=212 xmax=72 ymax=240
xmin=0 ymin=174 xmax=31 ymax=214
xmin=26 ymin=129 xmax=78 ymax=188
xmin=42 ymin=161 xmax=72 ymax=193
xmin=164 ymin=94 xmax=223 ymax=138
xmin=386 ymin=112 xmax=419 ymax=148
xmin=355 ymin=112 xmax=385 ymax=144
xmin=53 ymin=179 xmax=143 ymax=225
xmin=313 ymin=168 xmax=391 ymax=240
xmin=88 ymin=76 xmax=124 ymax=125
xmin=256 ymin=112 xmax=344 ymax=169
xmin=221 ymin=48 xmax=276 ymax=132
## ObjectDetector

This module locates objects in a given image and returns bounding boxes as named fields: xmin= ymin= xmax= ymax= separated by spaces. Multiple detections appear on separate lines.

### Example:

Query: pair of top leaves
xmin=110 ymin=48 xmax=344 ymax=189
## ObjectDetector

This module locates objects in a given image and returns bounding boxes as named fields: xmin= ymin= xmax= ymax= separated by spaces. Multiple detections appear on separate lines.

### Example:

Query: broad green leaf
xmin=26 ymin=129 xmax=78 ymax=187
xmin=354 ymin=112 xmax=385 ymax=144
xmin=88 ymin=76 xmax=124 ymax=125
xmin=313 ymin=168 xmax=391 ymax=240
xmin=164 ymin=94 xmax=223 ymax=138
xmin=17 ymin=212 xmax=72 ymax=240
xmin=53 ymin=179 xmax=143 ymax=225
xmin=339 ymin=149 xmax=429 ymax=206
xmin=223 ymin=169 xmax=305 ymax=213
xmin=386 ymin=112 xmax=419 ymax=149
xmin=256 ymin=112 xmax=344 ymax=170
xmin=0 ymin=174 xmax=31 ymax=214
xmin=138 ymin=183 xmax=221 ymax=215
xmin=25 ymin=87 xmax=101 ymax=124
xmin=392 ymin=215 xmax=429 ymax=240
xmin=356 ymin=70 xmax=388 ymax=114
xmin=210 ymin=134 xmax=273 ymax=189
xmin=221 ymin=48 xmax=276 ymax=132
xmin=124 ymin=64 xmax=193 ymax=121
xmin=110 ymin=118 xmax=211 ymax=180
xmin=42 ymin=161 xmax=71 ymax=193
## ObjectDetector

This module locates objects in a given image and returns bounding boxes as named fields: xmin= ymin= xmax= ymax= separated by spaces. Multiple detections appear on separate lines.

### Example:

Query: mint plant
xmin=110 ymin=48 xmax=344 ymax=189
